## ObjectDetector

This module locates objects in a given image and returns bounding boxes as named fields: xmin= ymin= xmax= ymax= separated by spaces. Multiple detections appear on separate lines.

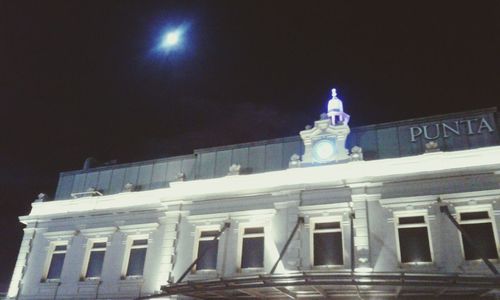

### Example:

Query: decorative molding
xmin=79 ymin=226 xmax=117 ymax=238
xmin=118 ymin=223 xmax=159 ymax=235
xmin=42 ymin=230 xmax=77 ymax=241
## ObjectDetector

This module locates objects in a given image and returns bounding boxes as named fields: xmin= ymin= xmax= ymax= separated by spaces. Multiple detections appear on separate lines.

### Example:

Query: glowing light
xmin=162 ymin=31 xmax=180 ymax=47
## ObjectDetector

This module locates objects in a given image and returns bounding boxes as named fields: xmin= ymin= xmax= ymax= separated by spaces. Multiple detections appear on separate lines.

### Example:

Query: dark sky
xmin=1 ymin=0 xmax=499 ymax=288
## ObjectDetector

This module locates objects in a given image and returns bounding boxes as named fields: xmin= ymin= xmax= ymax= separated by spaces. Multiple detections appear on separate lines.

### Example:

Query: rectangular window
xmin=85 ymin=242 xmax=107 ymax=278
xmin=241 ymin=227 xmax=264 ymax=269
xmin=313 ymin=221 xmax=343 ymax=266
xmin=126 ymin=239 xmax=148 ymax=276
xmin=195 ymin=230 xmax=219 ymax=271
xmin=396 ymin=215 xmax=432 ymax=263
xmin=46 ymin=244 xmax=67 ymax=280
xmin=459 ymin=210 xmax=499 ymax=260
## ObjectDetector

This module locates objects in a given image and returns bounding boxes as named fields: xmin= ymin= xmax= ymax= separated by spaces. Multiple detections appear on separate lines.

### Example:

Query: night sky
xmin=1 ymin=1 xmax=499 ymax=288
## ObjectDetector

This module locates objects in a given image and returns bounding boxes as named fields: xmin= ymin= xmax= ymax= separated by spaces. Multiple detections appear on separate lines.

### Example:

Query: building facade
xmin=7 ymin=92 xmax=500 ymax=299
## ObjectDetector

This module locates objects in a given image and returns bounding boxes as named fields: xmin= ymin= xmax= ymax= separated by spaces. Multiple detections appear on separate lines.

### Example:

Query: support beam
xmin=270 ymin=217 xmax=304 ymax=274
xmin=275 ymin=287 xmax=297 ymax=299
xmin=312 ymin=286 xmax=329 ymax=298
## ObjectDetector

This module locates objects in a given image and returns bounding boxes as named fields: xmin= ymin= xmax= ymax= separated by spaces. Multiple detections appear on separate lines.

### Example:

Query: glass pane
xmin=47 ymin=253 xmax=65 ymax=279
xmin=54 ymin=245 xmax=67 ymax=251
xmin=244 ymin=227 xmax=264 ymax=235
xmin=86 ymin=251 xmax=105 ymax=278
xmin=126 ymin=248 xmax=147 ymax=276
xmin=462 ymin=223 xmax=498 ymax=260
xmin=314 ymin=232 xmax=343 ymax=265
xmin=460 ymin=212 xmax=489 ymax=221
xmin=241 ymin=237 xmax=264 ymax=268
xmin=315 ymin=222 xmax=340 ymax=230
xmin=132 ymin=239 xmax=148 ymax=246
xmin=196 ymin=240 xmax=218 ymax=270
xmin=399 ymin=216 xmax=425 ymax=225
xmin=200 ymin=231 xmax=219 ymax=238
xmin=92 ymin=242 xmax=107 ymax=249
xmin=398 ymin=227 xmax=432 ymax=263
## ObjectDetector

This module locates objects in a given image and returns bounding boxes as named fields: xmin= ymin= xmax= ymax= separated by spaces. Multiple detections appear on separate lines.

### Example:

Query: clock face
xmin=313 ymin=139 xmax=336 ymax=162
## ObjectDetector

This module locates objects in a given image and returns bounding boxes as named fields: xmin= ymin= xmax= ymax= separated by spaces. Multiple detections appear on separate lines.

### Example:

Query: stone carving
xmin=124 ymin=182 xmax=135 ymax=192
xmin=228 ymin=164 xmax=241 ymax=175
xmin=350 ymin=146 xmax=364 ymax=161
xmin=175 ymin=172 xmax=186 ymax=181
xmin=289 ymin=153 xmax=301 ymax=168
xmin=424 ymin=141 xmax=440 ymax=153
xmin=35 ymin=193 xmax=48 ymax=202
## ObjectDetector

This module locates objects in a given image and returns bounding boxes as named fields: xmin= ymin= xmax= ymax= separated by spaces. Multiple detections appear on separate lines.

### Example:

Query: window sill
xmin=460 ymin=258 xmax=500 ymax=270
xmin=120 ymin=275 xmax=144 ymax=283
xmin=78 ymin=279 xmax=101 ymax=286
xmin=312 ymin=265 xmax=346 ymax=271
xmin=39 ymin=280 xmax=60 ymax=286
xmin=239 ymin=267 xmax=265 ymax=274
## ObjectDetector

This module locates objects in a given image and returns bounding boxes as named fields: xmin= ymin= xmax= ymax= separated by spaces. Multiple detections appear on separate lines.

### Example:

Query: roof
xmin=53 ymin=107 xmax=499 ymax=200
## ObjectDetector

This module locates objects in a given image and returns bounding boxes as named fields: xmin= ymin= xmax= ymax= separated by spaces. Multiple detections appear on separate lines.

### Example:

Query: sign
xmin=410 ymin=117 xmax=494 ymax=142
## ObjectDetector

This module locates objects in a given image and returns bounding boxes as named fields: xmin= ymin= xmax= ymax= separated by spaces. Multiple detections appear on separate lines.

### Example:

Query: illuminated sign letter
xmin=423 ymin=124 xmax=440 ymax=140
xmin=442 ymin=121 xmax=460 ymax=137
xmin=410 ymin=127 xmax=422 ymax=142
xmin=478 ymin=117 xmax=494 ymax=133
xmin=460 ymin=119 xmax=477 ymax=135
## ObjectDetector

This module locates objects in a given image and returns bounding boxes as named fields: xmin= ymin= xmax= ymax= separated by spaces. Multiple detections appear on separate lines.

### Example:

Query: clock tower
xmin=300 ymin=89 xmax=351 ymax=165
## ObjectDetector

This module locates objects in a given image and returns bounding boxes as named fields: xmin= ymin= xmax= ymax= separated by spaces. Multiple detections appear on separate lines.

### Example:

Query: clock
xmin=312 ymin=139 xmax=336 ymax=163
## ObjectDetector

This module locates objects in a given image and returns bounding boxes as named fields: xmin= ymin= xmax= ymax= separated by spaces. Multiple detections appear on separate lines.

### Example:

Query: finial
xmin=331 ymin=88 xmax=337 ymax=98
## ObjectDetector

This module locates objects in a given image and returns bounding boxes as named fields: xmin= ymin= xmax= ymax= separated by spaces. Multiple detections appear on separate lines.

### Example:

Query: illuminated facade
xmin=7 ymin=92 xmax=500 ymax=299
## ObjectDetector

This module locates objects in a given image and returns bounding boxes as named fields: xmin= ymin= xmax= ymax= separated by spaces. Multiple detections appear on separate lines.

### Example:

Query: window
xmin=45 ymin=244 xmax=67 ymax=280
xmin=240 ymin=227 xmax=264 ymax=269
xmin=312 ymin=221 xmax=343 ymax=266
xmin=83 ymin=241 xmax=107 ymax=279
xmin=194 ymin=230 xmax=220 ymax=271
xmin=125 ymin=239 xmax=148 ymax=277
xmin=396 ymin=214 xmax=432 ymax=263
xmin=458 ymin=210 xmax=499 ymax=260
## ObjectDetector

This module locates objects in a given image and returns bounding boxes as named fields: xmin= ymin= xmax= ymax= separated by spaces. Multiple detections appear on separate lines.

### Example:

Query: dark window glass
xmin=92 ymin=242 xmax=107 ymax=249
xmin=47 ymin=253 xmax=65 ymax=279
xmin=460 ymin=212 xmax=489 ymax=221
xmin=398 ymin=227 xmax=432 ymax=263
xmin=86 ymin=251 xmax=105 ymax=278
xmin=314 ymin=232 xmax=343 ymax=265
xmin=315 ymin=222 xmax=341 ymax=230
xmin=196 ymin=239 xmax=218 ymax=270
xmin=126 ymin=248 xmax=147 ymax=276
xmin=462 ymin=223 xmax=498 ymax=260
xmin=241 ymin=237 xmax=264 ymax=268
xmin=200 ymin=230 xmax=219 ymax=238
xmin=132 ymin=239 xmax=148 ymax=246
xmin=244 ymin=227 xmax=264 ymax=234
xmin=54 ymin=245 xmax=67 ymax=251
xmin=399 ymin=216 xmax=425 ymax=225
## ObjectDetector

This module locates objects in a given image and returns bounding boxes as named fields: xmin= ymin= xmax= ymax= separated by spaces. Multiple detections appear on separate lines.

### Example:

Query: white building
xmin=7 ymin=91 xmax=500 ymax=299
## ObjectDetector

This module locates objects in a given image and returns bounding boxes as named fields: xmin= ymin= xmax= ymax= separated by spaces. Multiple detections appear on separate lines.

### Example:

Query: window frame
xmin=192 ymin=225 xmax=221 ymax=273
xmin=309 ymin=216 xmax=345 ymax=268
xmin=80 ymin=238 xmax=108 ymax=280
xmin=394 ymin=210 xmax=434 ymax=265
xmin=455 ymin=205 xmax=500 ymax=261
xmin=237 ymin=224 xmax=266 ymax=272
xmin=121 ymin=235 xmax=149 ymax=279
xmin=42 ymin=241 xmax=68 ymax=281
